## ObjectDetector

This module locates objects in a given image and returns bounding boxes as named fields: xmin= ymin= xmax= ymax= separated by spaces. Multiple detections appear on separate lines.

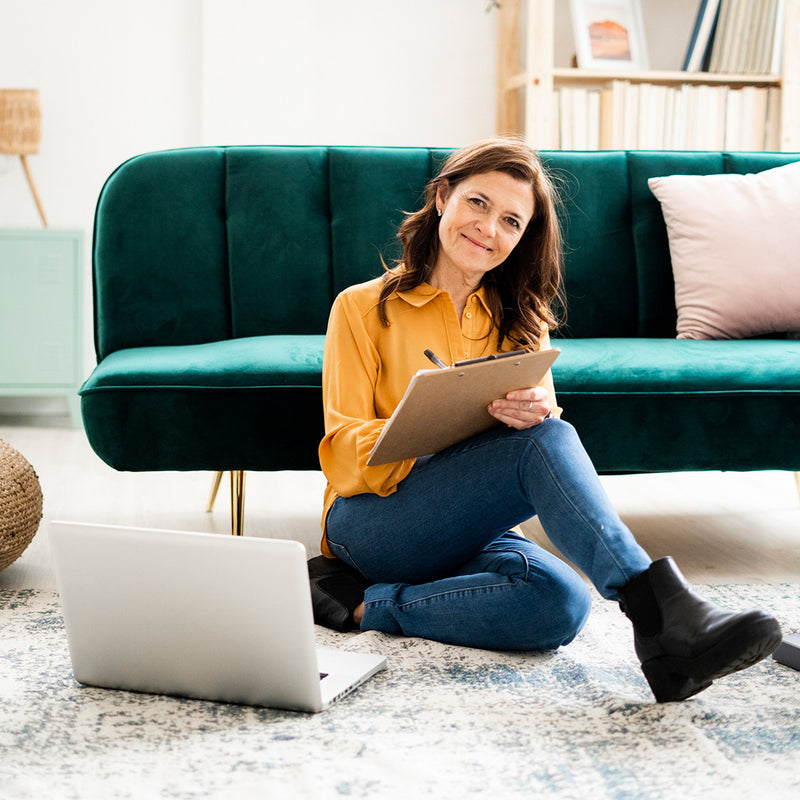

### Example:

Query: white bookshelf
xmin=497 ymin=0 xmax=800 ymax=151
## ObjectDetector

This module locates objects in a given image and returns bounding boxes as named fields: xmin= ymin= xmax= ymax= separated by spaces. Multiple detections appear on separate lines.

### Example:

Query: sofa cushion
xmin=328 ymin=147 xmax=437 ymax=296
xmin=551 ymin=338 xmax=800 ymax=393
xmin=81 ymin=335 xmax=326 ymax=391
xmin=93 ymin=148 xmax=231 ymax=359
xmin=226 ymin=148 xmax=333 ymax=337
xmin=79 ymin=336 xmax=326 ymax=472
xmin=541 ymin=151 xmax=639 ymax=338
xmin=648 ymin=160 xmax=800 ymax=340
xmin=551 ymin=338 xmax=800 ymax=472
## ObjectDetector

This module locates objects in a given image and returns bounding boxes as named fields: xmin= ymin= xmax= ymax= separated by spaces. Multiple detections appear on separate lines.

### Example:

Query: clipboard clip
xmin=453 ymin=349 xmax=528 ymax=367
xmin=424 ymin=348 xmax=529 ymax=369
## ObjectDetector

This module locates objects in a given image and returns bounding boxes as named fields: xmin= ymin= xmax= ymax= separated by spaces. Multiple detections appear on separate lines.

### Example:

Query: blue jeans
xmin=325 ymin=418 xmax=652 ymax=651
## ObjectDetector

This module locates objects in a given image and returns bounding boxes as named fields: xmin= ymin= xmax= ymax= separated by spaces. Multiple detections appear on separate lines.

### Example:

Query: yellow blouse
xmin=318 ymin=276 xmax=560 ymax=556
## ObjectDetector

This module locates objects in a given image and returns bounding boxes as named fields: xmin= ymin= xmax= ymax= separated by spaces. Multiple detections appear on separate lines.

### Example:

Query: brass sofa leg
xmin=231 ymin=470 xmax=246 ymax=536
xmin=206 ymin=471 xmax=246 ymax=535
xmin=206 ymin=471 xmax=224 ymax=512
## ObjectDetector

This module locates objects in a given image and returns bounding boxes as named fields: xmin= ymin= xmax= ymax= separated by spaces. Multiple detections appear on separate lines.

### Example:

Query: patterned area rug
xmin=1 ymin=585 xmax=799 ymax=799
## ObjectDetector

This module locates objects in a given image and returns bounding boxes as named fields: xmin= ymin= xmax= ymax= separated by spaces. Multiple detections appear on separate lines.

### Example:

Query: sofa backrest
xmin=92 ymin=146 xmax=800 ymax=358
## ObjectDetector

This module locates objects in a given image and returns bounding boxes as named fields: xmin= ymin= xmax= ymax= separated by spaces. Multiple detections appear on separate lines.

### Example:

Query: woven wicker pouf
xmin=0 ymin=439 xmax=43 ymax=572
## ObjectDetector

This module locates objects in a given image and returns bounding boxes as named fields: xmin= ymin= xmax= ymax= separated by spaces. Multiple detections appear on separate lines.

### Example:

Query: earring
xmin=437 ymin=207 xmax=442 ymax=217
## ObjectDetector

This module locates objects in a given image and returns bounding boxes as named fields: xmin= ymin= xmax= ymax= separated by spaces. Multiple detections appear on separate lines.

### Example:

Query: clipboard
xmin=366 ymin=348 xmax=560 ymax=466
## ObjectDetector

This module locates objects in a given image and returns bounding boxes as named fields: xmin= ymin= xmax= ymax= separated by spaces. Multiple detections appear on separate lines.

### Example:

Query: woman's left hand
xmin=488 ymin=386 xmax=551 ymax=430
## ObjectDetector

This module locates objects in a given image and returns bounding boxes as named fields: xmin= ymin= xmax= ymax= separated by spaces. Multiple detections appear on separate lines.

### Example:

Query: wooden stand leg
xmin=794 ymin=472 xmax=800 ymax=501
xmin=19 ymin=155 xmax=48 ymax=227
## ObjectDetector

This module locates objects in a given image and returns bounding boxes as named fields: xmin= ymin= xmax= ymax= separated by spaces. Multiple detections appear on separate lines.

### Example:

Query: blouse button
xmin=465 ymin=312 xmax=472 ymax=319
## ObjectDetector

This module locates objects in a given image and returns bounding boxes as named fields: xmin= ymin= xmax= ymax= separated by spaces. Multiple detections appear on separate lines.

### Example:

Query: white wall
xmin=200 ymin=0 xmax=499 ymax=147
xmin=0 ymin=0 xmax=201 ymax=231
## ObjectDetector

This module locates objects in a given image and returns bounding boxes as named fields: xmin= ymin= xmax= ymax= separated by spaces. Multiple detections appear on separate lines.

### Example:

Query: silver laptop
xmin=49 ymin=521 xmax=386 ymax=713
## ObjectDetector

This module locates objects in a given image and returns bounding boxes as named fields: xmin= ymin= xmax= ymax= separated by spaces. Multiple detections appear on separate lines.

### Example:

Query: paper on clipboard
xmin=366 ymin=348 xmax=560 ymax=466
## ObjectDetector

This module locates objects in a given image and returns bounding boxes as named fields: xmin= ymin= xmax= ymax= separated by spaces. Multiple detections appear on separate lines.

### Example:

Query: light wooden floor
xmin=1 ymin=416 xmax=799 ymax=592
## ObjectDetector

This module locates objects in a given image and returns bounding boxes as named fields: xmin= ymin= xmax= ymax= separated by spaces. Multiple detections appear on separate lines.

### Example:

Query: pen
xmin=423 ymin=349 xmax=448 ymax=369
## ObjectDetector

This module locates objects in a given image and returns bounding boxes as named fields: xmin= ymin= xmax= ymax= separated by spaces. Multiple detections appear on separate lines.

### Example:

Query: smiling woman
xmin=378 ymin=138 xmax=563 ymax=352
xmin=309 ymin=137 xmax=781 ymax=704
xmin=432 ymin=171 xmax=534 ymax=318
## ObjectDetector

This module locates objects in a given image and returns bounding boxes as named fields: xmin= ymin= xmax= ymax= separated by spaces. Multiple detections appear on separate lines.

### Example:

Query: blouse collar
xmin=396 ymin=282 xmax=494 ymax=317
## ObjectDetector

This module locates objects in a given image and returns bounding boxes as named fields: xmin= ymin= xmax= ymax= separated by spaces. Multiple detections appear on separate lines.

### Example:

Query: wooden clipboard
xmin=366 ymin=348 xmax=560 ymax=466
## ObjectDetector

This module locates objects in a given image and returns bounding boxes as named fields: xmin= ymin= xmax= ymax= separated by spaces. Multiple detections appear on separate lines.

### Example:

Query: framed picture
xmin=569 ymin=0 xmax=649 ymax=71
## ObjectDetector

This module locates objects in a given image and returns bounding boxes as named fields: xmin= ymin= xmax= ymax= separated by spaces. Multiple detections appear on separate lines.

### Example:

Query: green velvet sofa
xmin=81 ymin=147 xmax=800 ymax=527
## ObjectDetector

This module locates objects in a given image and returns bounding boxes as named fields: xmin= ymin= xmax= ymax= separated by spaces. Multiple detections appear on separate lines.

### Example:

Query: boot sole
xmin=641 ymin=613 xmax=782 ymax=703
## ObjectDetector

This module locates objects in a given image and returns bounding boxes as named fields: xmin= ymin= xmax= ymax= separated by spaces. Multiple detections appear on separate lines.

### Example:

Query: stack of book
xmin=684 ymin=0 xmax=784 ymax=74
xmin=555 ymin=82 xmax=781 ymax=151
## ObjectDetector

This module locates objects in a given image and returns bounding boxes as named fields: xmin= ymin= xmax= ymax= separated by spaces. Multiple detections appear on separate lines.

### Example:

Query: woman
xmin=309 ymin=138 xmax=781 ymax=703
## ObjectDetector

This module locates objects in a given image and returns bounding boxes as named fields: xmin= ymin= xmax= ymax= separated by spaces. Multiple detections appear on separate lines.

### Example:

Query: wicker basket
xmin=0 ymin=440 xmax=43 ymax=572
xmin=0 ymin=89 xmax=41 ymax=155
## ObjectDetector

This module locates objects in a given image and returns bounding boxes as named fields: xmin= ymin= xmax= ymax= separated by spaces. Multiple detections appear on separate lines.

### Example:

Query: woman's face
xmin=434 ymin=170 xmax=535 ymax=284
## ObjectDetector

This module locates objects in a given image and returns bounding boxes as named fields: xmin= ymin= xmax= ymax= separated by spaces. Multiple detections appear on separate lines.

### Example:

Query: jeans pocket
xmin=324 ymin=538 xmax=368 ymax=578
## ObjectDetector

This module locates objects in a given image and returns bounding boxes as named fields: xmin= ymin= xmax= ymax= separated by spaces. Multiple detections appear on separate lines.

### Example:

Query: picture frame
xmin=569 ymin=0 xmax=649 ymax=71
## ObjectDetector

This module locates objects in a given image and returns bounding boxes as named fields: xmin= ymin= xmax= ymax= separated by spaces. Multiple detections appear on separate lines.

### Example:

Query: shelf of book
xmin=497 ymin=0 xmax=799 ymax=151
xmin=555 ymin=80 xmax=780 ymax=151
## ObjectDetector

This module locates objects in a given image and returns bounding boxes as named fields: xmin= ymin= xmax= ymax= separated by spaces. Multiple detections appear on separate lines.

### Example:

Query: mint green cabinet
xmin=0 ymin=229 xmax=83 ymax=426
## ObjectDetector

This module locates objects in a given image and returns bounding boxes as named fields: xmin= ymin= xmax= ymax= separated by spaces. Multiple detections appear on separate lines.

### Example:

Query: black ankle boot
xmin=618 ymin=557 xmax=782 ymax=702
xmin=307 ymin=555 xmax=371 ymax=632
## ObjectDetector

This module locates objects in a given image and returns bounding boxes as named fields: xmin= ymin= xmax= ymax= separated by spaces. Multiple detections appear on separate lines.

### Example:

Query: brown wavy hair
xmin=378 ymin=137 xmax=564 ymax=349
